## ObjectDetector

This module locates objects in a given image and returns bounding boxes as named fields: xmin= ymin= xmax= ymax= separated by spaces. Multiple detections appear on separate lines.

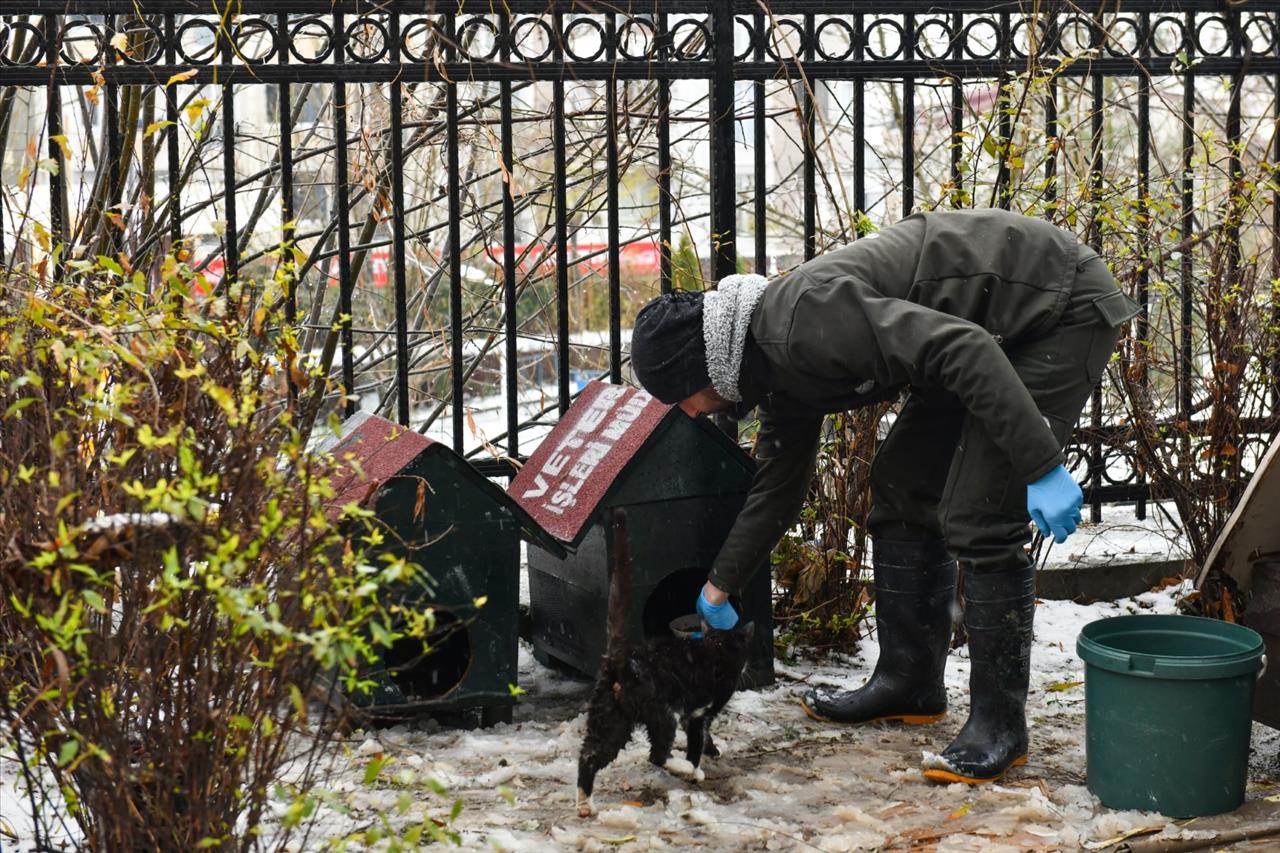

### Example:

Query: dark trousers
xmin=867 ymin=254 xmax=1127 ymax=572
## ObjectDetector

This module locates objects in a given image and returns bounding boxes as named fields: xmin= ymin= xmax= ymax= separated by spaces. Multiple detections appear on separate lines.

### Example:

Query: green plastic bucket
xmin=1076 ymin=614 xmax=1265 ymax=816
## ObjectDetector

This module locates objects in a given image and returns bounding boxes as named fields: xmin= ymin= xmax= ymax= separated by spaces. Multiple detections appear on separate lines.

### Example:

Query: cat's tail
xmin=605 ymin=508 xmax=631 ymax=659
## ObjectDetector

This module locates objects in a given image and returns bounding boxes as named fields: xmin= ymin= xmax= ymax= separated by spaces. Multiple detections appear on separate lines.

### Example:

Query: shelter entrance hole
xmin=380 ymin=608 xmax=472 ymax=700
xmin=641 ymin=567 xmax=707 ymax=638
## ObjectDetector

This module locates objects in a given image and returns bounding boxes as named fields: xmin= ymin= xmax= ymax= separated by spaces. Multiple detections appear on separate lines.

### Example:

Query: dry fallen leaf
xmin=413 ymin=479 xmax=426 ymax=521
xmin=49 ymin=134 xmax=72 ymax=161
xmin=1081 ymin=824 xmax=1164 ymax=850
xmin=287 ymin=363 xmax=311 ymax=390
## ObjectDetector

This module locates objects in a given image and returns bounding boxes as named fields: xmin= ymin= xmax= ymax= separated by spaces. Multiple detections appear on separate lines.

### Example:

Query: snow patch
xmin=6 ymin=577 xmax=1274 ymax=851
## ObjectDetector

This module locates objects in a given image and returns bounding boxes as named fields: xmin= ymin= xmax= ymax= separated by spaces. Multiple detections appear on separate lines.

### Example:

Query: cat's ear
xmin=736 ymin=621 xmax=756 ymax=640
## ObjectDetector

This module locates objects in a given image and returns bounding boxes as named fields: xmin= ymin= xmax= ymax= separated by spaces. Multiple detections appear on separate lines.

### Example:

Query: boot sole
xmin=922 ymin=753 xmax=1027 ymax=785
xmin=798 ymin=698 xmax=945 ymax=726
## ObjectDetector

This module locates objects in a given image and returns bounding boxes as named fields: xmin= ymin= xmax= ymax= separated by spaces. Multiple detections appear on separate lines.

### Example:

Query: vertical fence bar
xmin=709 ymin=0 xmax=737 ymax=279
xmin=901 ymin=12 xmax=914 ymax=215
xmin=1226 ymin=10 xmax=1243 ymax=499
xmin=1180 ymin=11 xmax=1196 ymax=484
xmin=1044 ymin=77 xmax=1057 ymax=207
xmin=44 ymin=13 xmax=66 ymax=268
xmin=994 ymin=11 xmax=1012 ymax=209
xmin=854 ymin=12 xmax=865 ymax=234
xmin=165 ymin=13 xmax=181 ymax=249
xmin=278 ymin=11 xmax=298 ymax=406
xmin=1088 ymin=15 xmax=1104 ymax=523
xmin=709 ymin=0 xmax=737 ymax=439
xmin=1227 ymin=8 xmax=1242 ymax=353
xmin=606 ymin=12 xmax=622 ymax=384
xmin=553 ymin=12 xmax=570 ymax=414
xmin=754 ymin=8 xmax=766 ymax=271
xmin=1044 ymin=6 xmax=1058 ymax=209
xmin=1135 ymin=11 xmax=1150 ymax=520
xmin=950 ymin=11 xmax=964 ymax=208
xmin=104 ymin=14 xmax=121 ymax=255
xmin=802 ymin=12 xmax=816 ymax=260
xmin=389 ymin=12 xmax=410 ymax=427
xmin=220 ymin=17 xmax=239 ymax=286
xmin=658 ymin=11 xmax=672 ymax=294
xmin=1273 ymin=10 xmax=1280 ymax=416
xmin=332 ymin=10 xmax=354 ymax=416
xmin=500 ymin=12 xmax=519 ymax=455
xmin=446 ymin=13 xmax=465 ymax=447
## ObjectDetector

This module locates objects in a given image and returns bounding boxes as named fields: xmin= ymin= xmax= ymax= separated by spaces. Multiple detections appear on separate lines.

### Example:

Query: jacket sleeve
xmin=707 ymin=407 xmax=822 ymax=596
xmin=790 ymin=284 xmax=1063 ymax=483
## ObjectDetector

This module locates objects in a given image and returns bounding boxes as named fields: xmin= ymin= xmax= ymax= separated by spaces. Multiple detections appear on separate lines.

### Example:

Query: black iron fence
xmin=4 ymin=1 xmax=1280 ymax=520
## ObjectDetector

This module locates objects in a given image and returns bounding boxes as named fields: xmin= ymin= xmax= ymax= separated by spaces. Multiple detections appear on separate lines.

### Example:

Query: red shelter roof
xmin=508 ymin=381 xmax=671 ymax=544
xmin=318 ymin=411 xmax=565 ymax=556
xmin=321 ymin=412 xmax=434 ymax=516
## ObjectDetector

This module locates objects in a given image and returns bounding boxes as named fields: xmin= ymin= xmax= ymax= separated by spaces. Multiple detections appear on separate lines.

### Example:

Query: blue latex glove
xmin=696 ymin=590 xmax=739 ymax=631
xmin=1026 ymin=464 xmax=1083 ymax=544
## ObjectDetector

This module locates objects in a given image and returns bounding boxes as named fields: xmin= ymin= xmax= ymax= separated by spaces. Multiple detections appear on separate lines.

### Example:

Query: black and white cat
xmin=575 ymin=510 xmax=755 ymax=817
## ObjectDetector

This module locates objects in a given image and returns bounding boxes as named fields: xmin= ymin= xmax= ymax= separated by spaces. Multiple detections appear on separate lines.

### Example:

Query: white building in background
xmin=3 ymin=13 xmax=1040 ymax=277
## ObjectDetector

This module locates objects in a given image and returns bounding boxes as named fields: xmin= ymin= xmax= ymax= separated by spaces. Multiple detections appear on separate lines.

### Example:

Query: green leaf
xmin=4 ymin=397 xmax=37 ymax=418
xmin=450 ymin=798 xmax=463 ymax=821
xmin=96 ymin=255 xmax=124 ymax=276
xmin=83 ymin=590 xmax=107 ymax=613
xmin=363 ymin=754 xmax=388 ymax=785
xmin=57 ymin=740 xmax=79 ymax=767
xmin=369 ymin=620 xmax=393 ymax=648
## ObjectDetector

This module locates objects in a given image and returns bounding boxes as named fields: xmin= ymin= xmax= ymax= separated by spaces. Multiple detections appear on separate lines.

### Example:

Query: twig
xmin=1117 ymin=820 xmax=1280 ymax=853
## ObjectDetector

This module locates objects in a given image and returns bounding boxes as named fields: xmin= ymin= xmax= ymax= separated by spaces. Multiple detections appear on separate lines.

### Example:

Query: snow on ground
xmin=275 ymin=580 xmax=1277 ymax=851
xmin=3 ymin=580 xmax=1278 ymax=850
xmin=6 ymin=580 xmax=1277 ymax=851
xmin=1040 ymin=502 xmax=1189 ymax=572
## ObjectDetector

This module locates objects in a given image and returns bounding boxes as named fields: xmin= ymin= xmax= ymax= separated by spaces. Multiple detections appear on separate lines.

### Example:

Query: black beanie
xmin=630 ymin=291 xmax=710 ymax=404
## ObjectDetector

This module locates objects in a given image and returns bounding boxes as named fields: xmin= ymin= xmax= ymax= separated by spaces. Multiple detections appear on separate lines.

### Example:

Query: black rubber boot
xmin=923 ymin=560 xmax=1035 ymax=785
xmin=801 ymin=538 xmax=956 ymax=725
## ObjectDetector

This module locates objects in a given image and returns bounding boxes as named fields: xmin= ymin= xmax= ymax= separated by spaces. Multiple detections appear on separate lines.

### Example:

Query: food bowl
xmin=669 ymin=614 xmax=703 ymax=639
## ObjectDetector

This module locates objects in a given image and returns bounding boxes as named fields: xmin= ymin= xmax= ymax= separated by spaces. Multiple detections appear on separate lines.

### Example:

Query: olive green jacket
xmin=708 ymin=209 xmax=1089 ymax=595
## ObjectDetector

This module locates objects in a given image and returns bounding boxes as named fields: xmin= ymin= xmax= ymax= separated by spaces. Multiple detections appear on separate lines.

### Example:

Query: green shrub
xmin=0 ymin=254 xmax=426 ymax=851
